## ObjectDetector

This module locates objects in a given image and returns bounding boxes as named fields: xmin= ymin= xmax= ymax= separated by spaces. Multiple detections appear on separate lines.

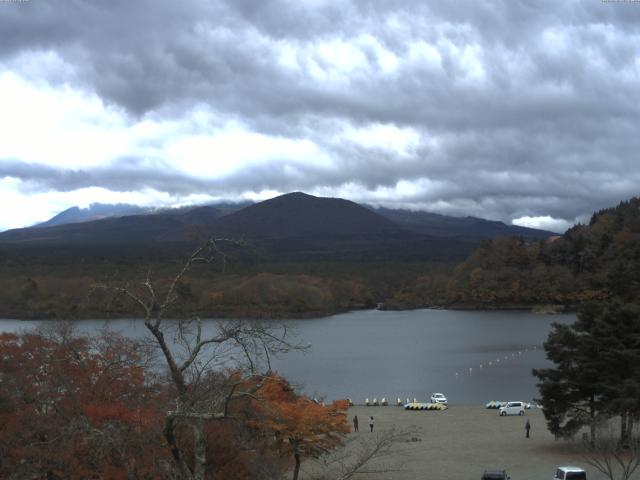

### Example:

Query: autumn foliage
xmin=0 ymin=329 xmax=164 ymax=479
xmin=0 ymin=329 xmax=349 ymax=479
xmin=254 ymin=376 xmax=350 ymax=480
xmin=447 ymin=198 xmax=640 ymax=308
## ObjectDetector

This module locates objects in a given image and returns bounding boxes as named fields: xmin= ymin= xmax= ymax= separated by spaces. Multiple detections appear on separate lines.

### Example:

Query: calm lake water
xmin=0 ymin=309 xmax=574 ymax=405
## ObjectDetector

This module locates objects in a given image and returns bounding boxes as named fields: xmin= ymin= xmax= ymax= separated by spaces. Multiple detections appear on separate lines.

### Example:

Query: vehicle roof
xmin=558 ymin=466 xmax=586 ymax=472
xmin=433 ymin=393 xmax=445 ymax=395
xmin=482 ymin=469 xmax=507 ymax=478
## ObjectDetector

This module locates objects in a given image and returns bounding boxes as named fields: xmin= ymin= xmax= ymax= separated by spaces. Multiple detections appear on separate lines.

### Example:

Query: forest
xmin=0 ymin=256 xmax=453 ymax=320
xmin=446 ymin=197 xmax=640 ymax=309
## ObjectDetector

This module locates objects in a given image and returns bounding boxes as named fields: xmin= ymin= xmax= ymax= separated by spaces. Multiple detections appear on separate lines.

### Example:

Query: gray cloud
xmin=0 ymin=158 xmax=213 ymax=195
xmin=1 ymin=0 xmax=640 ymax=228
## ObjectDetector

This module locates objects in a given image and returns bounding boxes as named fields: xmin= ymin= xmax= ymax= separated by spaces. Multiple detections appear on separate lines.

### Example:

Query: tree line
xmin=0 ymin=259 xmax=452 ymax=320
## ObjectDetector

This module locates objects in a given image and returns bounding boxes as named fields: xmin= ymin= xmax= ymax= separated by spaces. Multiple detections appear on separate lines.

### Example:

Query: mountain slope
xmin=0 ymin=192 xmax=554 ymax=261
xmin=1 ymin=213 xmax=186 ymax=245
xmin=0 ymin=204 xmax=250 ymax=245
xmin=371 ymin=207 xmax=556 ymax=239
xmin=31 ymin=202 xmax=252 ymax=229
xmin=166 ymin=192 xmax=457 ymax=260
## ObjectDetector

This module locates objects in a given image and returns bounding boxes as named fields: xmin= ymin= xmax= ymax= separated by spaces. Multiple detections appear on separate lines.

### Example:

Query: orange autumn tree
xmin=0 ymin=329 xmax=165 ymax=480
xmin=0 ymin=329 xmax=297 ymax=480
xmin=256 ymin=375 xmax=350 ymax=480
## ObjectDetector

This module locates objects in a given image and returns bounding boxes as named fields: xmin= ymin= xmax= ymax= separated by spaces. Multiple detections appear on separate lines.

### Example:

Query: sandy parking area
xmin=301 ymin=405 xmax=632 ymax=480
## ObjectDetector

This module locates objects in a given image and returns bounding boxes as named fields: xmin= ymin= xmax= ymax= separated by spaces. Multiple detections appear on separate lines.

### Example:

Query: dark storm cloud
xmin=0 ymin=159 xmax=213 ymax=195
xmin=2 ymin=0 xmax=640 ymax=227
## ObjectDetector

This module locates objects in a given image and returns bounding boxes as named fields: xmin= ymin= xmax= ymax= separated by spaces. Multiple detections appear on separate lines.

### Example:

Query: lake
xmin=0 ymin=309 xmax=574 ymax=405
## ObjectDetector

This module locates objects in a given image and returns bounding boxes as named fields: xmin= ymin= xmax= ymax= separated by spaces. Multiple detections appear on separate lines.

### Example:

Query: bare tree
xmin=579 ymin=424 xmax=640 ymax=480
xmin=96 ymin=239 xmax=302 ymax=480
xmin=304 ymin=425 xmax=421 ymax=480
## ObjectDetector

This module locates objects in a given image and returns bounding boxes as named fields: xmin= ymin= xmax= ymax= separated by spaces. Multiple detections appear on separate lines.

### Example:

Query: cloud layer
xmin=1 ymin=0 xmax=640 ymax=231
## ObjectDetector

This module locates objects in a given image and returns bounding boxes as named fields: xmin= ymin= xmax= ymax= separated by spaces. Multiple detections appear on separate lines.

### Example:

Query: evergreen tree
xmin=533 ymin=317 xmax=605 ymax=442
xmin=581 ymin=300 xmax=640 ymax=444
xmin=534 ymin=299 xmax=640 ymax=444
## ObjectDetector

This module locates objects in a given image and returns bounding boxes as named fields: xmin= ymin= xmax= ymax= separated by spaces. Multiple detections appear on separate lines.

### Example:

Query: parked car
xmin=554 ymin=466 xmax=586 ymax=480
xmin=481 ymin=469 xmax=510 ymax=480
xmin=430 ymin=392 xmax=448 ymax=404
xmin=499 ymin=401 xmax=525 ymax=416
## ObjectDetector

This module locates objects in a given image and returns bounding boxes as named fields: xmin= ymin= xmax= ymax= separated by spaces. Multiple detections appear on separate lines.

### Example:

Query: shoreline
xmin=0 ymin=303 xmax=574 ymax=322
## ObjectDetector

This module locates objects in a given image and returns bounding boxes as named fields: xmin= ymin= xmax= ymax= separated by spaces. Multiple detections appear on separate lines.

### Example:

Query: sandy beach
xmin=301 ymin=405 xmax=629 ymax=480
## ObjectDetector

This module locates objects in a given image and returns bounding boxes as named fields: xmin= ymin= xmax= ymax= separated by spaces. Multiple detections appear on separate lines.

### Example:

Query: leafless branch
xmin=92 ymin=238 xmax=304 ymax=480
xmin=579 ymin=424 xmax=640 ymax=480
xmin=304 ymin=425 xmax=420 ymax=480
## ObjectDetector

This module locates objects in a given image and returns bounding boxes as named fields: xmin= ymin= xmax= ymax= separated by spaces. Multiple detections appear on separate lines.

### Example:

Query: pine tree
xmin=534 ymin=299 xmax=640 ymax=444
xmin=581 ymin=300 xmax=640 ymax=445
xmin=533 ymin=317 xmax=605 ymax=442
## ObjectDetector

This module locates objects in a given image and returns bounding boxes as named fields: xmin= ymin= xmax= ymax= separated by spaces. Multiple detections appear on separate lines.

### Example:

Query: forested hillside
xmin=2 ymin=196 xmax=638 ymax=319
xmin=446 ymin=198 xmax=640 ymax=308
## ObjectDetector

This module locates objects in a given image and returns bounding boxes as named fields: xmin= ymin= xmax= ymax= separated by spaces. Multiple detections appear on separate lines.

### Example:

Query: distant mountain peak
xmin=206 ymin=192 xmax=402 ymax=239
xmin=279 ymin=191 xmax=313 ymax=198
xmin=261 ymin=192 xmax=331 ymax=205
xmin=36 ymin=203 xmax=148 ymax=228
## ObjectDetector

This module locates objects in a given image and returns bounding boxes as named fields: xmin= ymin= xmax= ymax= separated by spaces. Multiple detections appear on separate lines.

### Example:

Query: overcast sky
xmin=1 ymin=0 xmax=639 ymax=232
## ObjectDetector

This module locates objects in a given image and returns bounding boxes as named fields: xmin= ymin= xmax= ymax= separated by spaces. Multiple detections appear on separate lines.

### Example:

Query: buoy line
xmin=454 ymin=344 xmax=541 ymax=378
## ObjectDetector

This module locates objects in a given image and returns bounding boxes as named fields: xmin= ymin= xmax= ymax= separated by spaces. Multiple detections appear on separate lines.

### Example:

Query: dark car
xmin=481 ymin=469 xmax=510 ymax=480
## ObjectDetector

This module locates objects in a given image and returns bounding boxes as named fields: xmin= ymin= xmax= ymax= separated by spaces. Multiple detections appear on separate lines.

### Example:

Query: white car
xmin=430 ymin=393 xmax=448 ymax=404
xmin=499 ymin=401 xmax=525 ymax=416
xmin=554 ymin=466 xmax=586 ymax=480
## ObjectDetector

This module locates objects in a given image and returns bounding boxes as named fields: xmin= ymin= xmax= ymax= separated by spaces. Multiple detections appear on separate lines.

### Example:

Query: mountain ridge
xmin=21 ymin=194 xmax=554 ymax=239
xmin=0 ymin=192 xmax=555 ymax=261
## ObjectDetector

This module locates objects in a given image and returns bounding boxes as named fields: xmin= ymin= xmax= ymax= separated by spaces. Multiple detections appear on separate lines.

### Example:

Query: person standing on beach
xmin=353 ymin=415 xmax=359 ymax=432
xmin=369 ymin=416 xmax=374 ymax=432
xmin=525 ymin=419 xmax=531 ymax=438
